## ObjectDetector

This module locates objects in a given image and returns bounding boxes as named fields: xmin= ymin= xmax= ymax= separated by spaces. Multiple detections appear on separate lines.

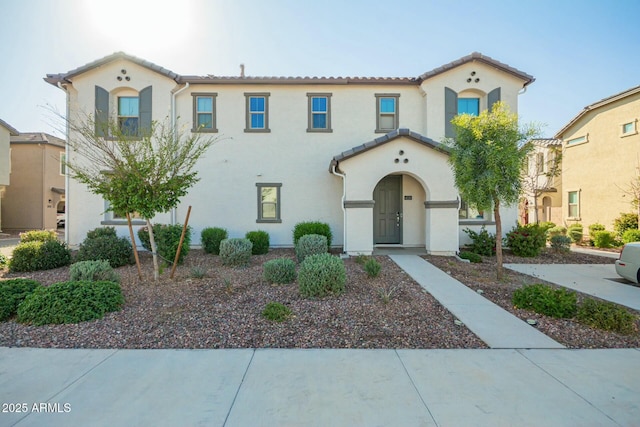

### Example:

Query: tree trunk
xmin=494 ymin=198 xmax=503 ymax=280
xmin=532 ymin=191 xmax=539 ymax=224
xmin=146 ymin=218 xmax=159 ymax=281
xmin=126 ymin=213 xmax=143 ymax=280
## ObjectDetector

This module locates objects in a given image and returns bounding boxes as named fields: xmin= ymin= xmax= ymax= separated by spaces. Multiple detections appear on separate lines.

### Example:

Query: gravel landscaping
xmin=1 ymin=245 xmax=638 ymax=349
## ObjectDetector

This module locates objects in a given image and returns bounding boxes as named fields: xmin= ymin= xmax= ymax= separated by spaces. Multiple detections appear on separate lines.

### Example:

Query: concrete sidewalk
xmin=505 ymin=263 xmax=640 ymax=311
xmin=1 ymin=347 xmax=639 ymax=427
xmin=390 ymin=255 xmax=564 ymax=349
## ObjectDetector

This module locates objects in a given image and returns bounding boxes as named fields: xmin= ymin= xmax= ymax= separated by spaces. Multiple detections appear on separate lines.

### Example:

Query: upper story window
xmin=245 ymin=93 xmax=270 ymax=132
xmin=307 ymin=93 xmax=332 ymax=132
xmin=118 ymin=96 xmax=139 ymax=136
xmin=375 ymin=94 xmax=399 ymax=133
xmin=458 ymin=98 xmax=480 ymax=116
xmin=60 ymin=153 xmax=66 ymax=176
xmin=192 ymin=93 xmax=217 ymax=132
xmin=536 ymin=152 xmax=545 ymax=174
xmin=621 ymin=121 xmax=637 ymax=137
xmin=566 ymin=135 xmax=588 ymax=146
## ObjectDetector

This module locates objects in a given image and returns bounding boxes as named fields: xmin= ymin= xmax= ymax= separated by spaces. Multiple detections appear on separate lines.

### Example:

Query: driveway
xmin=504 ymin=263 xmax=640 ymax=311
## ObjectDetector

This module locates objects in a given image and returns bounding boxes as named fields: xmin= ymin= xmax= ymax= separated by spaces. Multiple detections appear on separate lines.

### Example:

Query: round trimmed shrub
xmin=622 ymin=229 xmax=640 ymax=244
xmin=262 ymin=302 xmax=292 ymax=322
xmin=567 ymin=224 xmax=583 ymax=243
xmin=550 ymin=235 xmax=571 ymax=253
xmin=75 ymin=235 xmax=134 ymax=268
xmin=0 ymin=279 xmax=41 ymax=321
xmin=459 ymin=251 xmax=482 ymax=263
xmin=245 ymin=230 xmax=270 ymax=255
xmin=293 ymin=221 xmax=332 ymax=247
xmin=201 ymin=227 xmax=228 ymax=254
xmin=219 ymin=238 xmax=253 ymax=267
xmin=138 ymin=224 xmax=191 ymax=265
xmin=295 ymin=234 xmax=328 ymax=262
xmin=512 ymin=284 xmax=577 ymax=318
xmin=70 ymin=260 xmax=120 ymax=283
xmin=17 ymin=280 xmax=124 ymax=325
xmin=576 ymin=299 xmax=637 ymax=335
xmin=592 ymin=230 xmax=615 ymax=248
xmin=9 ymin=240 xmax=71 ymax=272
xmin=19 ymin=229 xmax=57 ymax=243
xmin=263 ymin=258 xmax=296 ymax=284
xmin=506 ymin=224 xmax=546 ymax=257
xmin=547 ymin=225 xmax=567 ymax=239
xmin=588 ymin=223 xmax=605 ymax=237
xmin=298 ymin=253 xmax=346 ymax=298
xmin=86 ymin=227 xmax=118 ymax=240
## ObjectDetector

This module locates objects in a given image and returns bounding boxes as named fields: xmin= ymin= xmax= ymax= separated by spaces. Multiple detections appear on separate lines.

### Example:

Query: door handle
xmin=396 ymin=212 xmax=402 ymax=226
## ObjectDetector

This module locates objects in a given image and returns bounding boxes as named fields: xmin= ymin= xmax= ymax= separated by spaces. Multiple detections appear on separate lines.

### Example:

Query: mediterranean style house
xmin=0 ymin=119 xmax=19 ymax=233
xmin=1 ymin=133 xmax=66 ymax=231
xmin=555 ymin=84 xmax=640 ymax=233
xmin=46 ymin=52 xmax=534 ymax=255
xmin=521 ymin=138 xmax=562 ymax=225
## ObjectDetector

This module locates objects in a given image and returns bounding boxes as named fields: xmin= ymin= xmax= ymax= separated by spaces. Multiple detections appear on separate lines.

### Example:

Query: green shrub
xmin=263 ymin=258 xmax=296 ymax=284
xmin=201 ymin=227 xmax=228 ymax=255
xmin=219 ymin=238 xmax=253 ymax=267
xmin=293 ymin=221 xmax=332 ymax=247
xmin=614 ymin=213 xmax=638 ymax=238
xmin=550 ymin=235 xmax=572 ymax=253
xmin=139 ymin=224 xmax=191 ymax=265
xmin=262 ymin=302 xmax=292 ymax=322
xmin=245 ymin=230 xmax=270 ymax=255
xmin=459 ymin=251 xmax=482 ymax=263
xmin=577 ymin=299 xmax=637 ymax=335
xmin=567 ymin=224 xmax=583 ymax=243
xmin=0 ymin=253 xmax=7 ymax=268
xmin=506 ymin=224 xmax=547 ymax=257
xmin=190 ymin=265 xmax=207 ymax=279
xmin=69 ymin=260 xmax=120 ymax=283
xmin=592 ymin=230 xmax=615 ymax=248
xmin=364 ymin=257 xmax=382 ymax=278
xmin=0 ymin=279 xmax=41 ymax=321
xmin=538 ymin=221 xmax=556 ymax=232
xmin=463 ymin=227 xmax=495 ymax=256
xmin=298 ymin=253 xmax=346 ymax=298
xmin=354 ymin=254 xmax=369 ymax=265
xmin=547 ymin=225 xmax=567 ymax=239
xmin=9 ymin=240 xmax=71 ymax=272
xmin=512 ymin=284 xmax=577 ymax=318
xmin=19 ymin=229 xmax=57 ymax=243
xmin=17 ymin=280 xmax=124 ymax=325
xmin=588 ymin=223 xmax=606 ymax=237
xmin=295 ymin=234 xmax=328 ymax=262
xmin=622 ymin=229 xmax=640 ymax=244
xmin=86 ymin=227 xmax=117 ymax=240
xmin=75 ymin=235 xmax=134 ymax=268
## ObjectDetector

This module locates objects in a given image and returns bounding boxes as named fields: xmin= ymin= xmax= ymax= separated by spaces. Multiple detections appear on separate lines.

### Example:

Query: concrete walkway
xmin=505 ymin=263 xmax=640 ymax=311
xmin=1 ymin=347 xmax=639 ymax=426
xmin=390 ymin=255 xmax=564 ymax=349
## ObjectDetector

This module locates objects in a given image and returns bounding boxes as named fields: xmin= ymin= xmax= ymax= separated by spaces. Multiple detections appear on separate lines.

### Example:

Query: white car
xmin=615 ymin=243 xmax=640 ymax=283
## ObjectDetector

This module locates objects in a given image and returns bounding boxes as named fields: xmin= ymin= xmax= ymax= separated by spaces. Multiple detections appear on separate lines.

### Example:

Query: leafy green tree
xmin=448 ymin=102 xmax=537 ymax=279
xmin=64 ymin=116 xmax=219 ymax=280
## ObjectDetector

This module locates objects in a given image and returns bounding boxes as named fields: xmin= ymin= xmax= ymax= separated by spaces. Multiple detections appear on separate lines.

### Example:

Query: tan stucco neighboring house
xmin=0 ymin=119 xmax=19 ymax=232
xmin=555 ymin=84 xmax=640 ymax=234
xmin=521 ymin=138 xmax=562 ymax=225
xmin=1 ymin=133 xmax=66 ymax=231
xmin=45 ymin=52 xmax=534 ymax=255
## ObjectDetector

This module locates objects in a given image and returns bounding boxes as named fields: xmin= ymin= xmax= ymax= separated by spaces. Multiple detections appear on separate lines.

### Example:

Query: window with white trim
xmin=566 ymin=135 xmax=588 ymax=146
xmin=621 ymin=121 xmax=637 ymax=137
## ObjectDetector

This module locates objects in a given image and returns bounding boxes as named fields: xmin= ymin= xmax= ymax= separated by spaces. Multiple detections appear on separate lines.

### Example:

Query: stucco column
xmin=344 ymin=200 xmax=374 ymax=255
xmin=425 ymin=200 xmax=459 ymax=255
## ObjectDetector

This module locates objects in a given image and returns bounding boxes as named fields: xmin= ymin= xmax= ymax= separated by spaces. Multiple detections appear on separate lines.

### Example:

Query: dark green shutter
xmin=95 ymin=86 xmax=109 ymax=137
xmin=445 ymin=87 xmax=457 ymax=138
xmin=488 ymin=87 xmax=501 ymax=111
xmin=139 ymin=86 xmax=152 ymax=136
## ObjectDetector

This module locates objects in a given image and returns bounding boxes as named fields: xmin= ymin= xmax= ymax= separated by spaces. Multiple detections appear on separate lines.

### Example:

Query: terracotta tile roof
xmin=418 ymin=52 xmax=535 ymax=86
xmin=0 ymin=118 xmax=18 ymax=135
xmin=555 ymin=84 xmax=640 ymax=138
xmin=45 ymin=52 xmax=533 ymax=88
xmin=329 ymin=128 xmax=449 ymax=172
xmin=10 ymin=132 xmax=66 ymax=148
xmin=531 ymin=138 xmax=561 ymax=147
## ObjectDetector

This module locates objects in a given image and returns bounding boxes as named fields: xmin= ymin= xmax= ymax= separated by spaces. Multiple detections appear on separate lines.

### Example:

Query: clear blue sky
xmin=0 ymin=0 xmax=637 ymax=138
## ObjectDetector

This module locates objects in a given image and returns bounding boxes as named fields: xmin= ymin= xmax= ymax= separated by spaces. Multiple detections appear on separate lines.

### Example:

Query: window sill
xmin=306 ymin=128 xmax=333 ymax=133
xmin=620 ymin=131 xmax=638 ymax=138
xmin=375 ymin=129 xmax=396 ymax=134
xmin=245 ymin=129 xmax=271 ymax=133
xmin=256 ymin=219 xmax=282 ymax=223
xmin=192 ymin=128 xmax=218 ymax=133
xmin=566 ymin=217 xmax=581 ymax=222
xmin=101 ymin=220 xmax=146 ymax=226
xmin=459 ymin=220 xmax=496 ymax=226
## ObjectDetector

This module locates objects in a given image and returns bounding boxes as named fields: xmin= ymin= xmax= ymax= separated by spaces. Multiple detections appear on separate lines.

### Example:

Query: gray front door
xmin=373 ymin=175 xmax=402 ymax=244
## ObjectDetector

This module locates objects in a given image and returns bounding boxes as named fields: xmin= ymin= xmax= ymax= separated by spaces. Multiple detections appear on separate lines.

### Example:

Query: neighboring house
xmin=1 ymin=133 xmax=66 ymax=231
xmin=0 ymin=119 xmax=19 ymax=232
xmin=520 ymin=138 xmax=562 ymax=225
xmin=45 ymin=51 xmax=534 ymax=254
xmin=555 ymin=85 xmax=640 ymax=234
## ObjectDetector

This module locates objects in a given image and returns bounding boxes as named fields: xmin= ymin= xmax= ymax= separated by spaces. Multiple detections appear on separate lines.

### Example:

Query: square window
xmin=256 ymin=183 xmax=281 ymax=222
xmin=307 ymin=93 xmax=332 ymax=132
xmin=622 ymin=121 xmax=636 ymax=137
xmin=245 ymin=93 xmax=270 ymax=132
xmin=375 ymin=94 xmax=399 ymax=133
xmin=458 ymin=98 xmax=479 ymax=116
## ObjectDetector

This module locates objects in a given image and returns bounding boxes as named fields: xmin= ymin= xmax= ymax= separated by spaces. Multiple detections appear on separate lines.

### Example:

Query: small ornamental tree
xmin=63 ymin=115 xmax=220 ymax=280
xmin=448 ymin=102 xmax=537 ymax=279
